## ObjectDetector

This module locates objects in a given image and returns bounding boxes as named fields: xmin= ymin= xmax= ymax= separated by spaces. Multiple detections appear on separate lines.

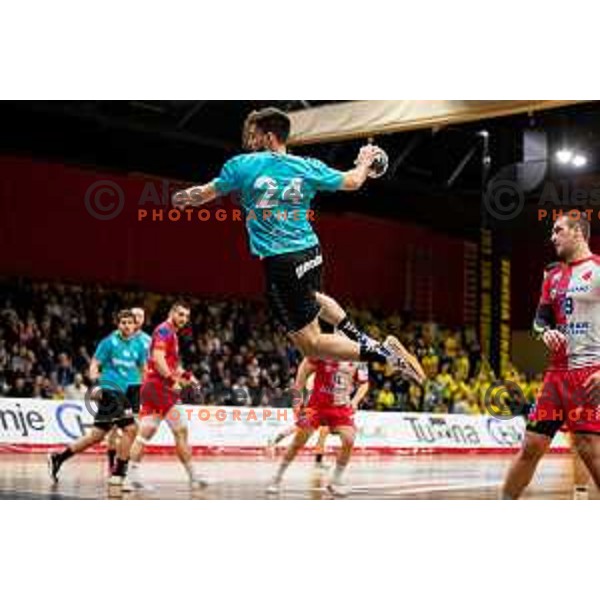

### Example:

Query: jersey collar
xmin=568 ymin=254 xmax=595 ymax=267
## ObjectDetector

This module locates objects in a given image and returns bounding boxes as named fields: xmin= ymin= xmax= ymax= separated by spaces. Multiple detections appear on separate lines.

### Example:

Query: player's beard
xmin=554 ymin=241 xmax=571 ymax=262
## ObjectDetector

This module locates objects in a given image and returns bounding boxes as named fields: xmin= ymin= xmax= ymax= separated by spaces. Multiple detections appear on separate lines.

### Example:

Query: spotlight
xmin=556 ymin=149 xmax=574 ymax=164
xmin=572 ymin=154 xmax=588 ymax=168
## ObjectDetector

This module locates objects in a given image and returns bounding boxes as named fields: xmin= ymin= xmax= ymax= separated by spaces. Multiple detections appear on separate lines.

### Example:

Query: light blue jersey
xmin=212 ymin=152 xmax=344 ymax=257
xmin=94 ymin=331 xmax=147 ymax=393
xmin=129 ymin=330 xmax=152 ymax=386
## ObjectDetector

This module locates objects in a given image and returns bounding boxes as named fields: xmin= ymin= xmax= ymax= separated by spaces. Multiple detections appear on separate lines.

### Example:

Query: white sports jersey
xmin=538 ymin=255 xmax=600 ymax=368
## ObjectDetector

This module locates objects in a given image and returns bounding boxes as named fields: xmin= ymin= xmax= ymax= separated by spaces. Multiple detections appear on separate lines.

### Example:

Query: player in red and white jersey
xmin=267 ymin=332 xmax=369 ymax=497
xmin=265 ymin=356 xmax=369 ymax=463
xmin=502 ymin=214 xmax=600 ymax=498
xmin=122 ymin=301 xmax=207 ymax=492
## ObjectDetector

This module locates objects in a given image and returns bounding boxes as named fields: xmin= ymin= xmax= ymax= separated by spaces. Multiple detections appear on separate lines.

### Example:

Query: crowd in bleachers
xmin=0 ymin=278 xmax=540 ymax=414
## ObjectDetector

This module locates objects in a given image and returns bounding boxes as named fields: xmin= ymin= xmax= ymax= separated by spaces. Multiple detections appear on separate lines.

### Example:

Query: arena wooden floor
xmin=1 ymin=452 xmax=595 ymax=500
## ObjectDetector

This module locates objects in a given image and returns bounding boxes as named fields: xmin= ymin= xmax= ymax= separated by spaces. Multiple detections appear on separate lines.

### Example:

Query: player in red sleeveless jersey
xmin=122 ymin=301 xmax=207 ymax=492
xmin=266 ymin=359 xmax=369 ymax=465
xmin=502 ymin=214 xmax=600 ymax=498
xmin=267 ymin=330 xmax=369 ymax=497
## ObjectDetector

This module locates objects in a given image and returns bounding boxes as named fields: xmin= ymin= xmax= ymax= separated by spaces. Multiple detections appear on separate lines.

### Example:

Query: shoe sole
xmin=326 ymin=485 xmax=349 ymax=498
xmin=384 ymin=336 xmax=426 ymax=384
xmin=122 ymin=482 xmax=153 ymax=493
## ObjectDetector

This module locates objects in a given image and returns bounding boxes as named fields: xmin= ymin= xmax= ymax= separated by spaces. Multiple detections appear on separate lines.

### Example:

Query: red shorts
xmin=139 ymin=379 xmax=181 ymax=419
xmin=296 ymin=402 xmax=355 ymax=430
xmin=529 ymin=365 xmax=600 ymax=433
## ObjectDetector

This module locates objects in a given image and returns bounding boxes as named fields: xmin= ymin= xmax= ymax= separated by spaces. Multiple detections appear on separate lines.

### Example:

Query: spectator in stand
xmin=0 ymin=373 xmax=11 ymax=397
xmin=53 ymin=386 xmax=66 ymax=400
xmin=400 ymin=383 xmax=423 ymax=412
xmin=10 ymin=377 xmax=30 ymax=398
xmin=64 ymin=373 xmax=88 ymax=400
xmin=56 ymin=353 xmax=75 ymax=387
xmin=376 ymin=381 xmax=396 ymax=411
xmin=36 ymin=339 xmax=55 ymax=374
xmin=232 ymin=376 xmax=251 ymax=406
xmin=247 ymin=374 xmax=262 ymax=406
xmin=421 ymin=347 xmax=440 ymax=379
xmin=215 ymin=377 xmax=234 ymax=405
xmin=31 ymin=375 xmax=45 ymax=398
xmin=73 ymin=345 xmax=91 ymax=374
xmin=454 ymin=349 xmax=470 ymax=382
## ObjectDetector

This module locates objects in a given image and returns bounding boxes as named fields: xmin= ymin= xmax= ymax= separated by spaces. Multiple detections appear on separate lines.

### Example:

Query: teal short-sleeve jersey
xmin=212 ymin=152 xmax=344 ymax=257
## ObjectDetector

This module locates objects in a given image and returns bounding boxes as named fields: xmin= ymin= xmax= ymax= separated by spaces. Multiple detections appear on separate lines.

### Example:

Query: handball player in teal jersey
xmin=174 ymin=108 xmax=424 ymax=384
xmin=48 ymin=310 xmax=147 ymax=484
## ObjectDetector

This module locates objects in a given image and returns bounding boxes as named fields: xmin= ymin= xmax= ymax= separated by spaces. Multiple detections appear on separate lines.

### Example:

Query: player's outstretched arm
xmin=294 ymin=358 xmax=316 ymax=394
xmin=172 ymin=182 xmax=218 ymax=209
xmin=340 ymin=144 xmax=381 ymax=191
xmin=351 ymin=381 xmax=370 ymax=410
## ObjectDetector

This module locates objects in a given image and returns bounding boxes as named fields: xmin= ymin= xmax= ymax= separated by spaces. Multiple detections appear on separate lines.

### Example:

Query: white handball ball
xmin=368 ymin=148 xmax=389 ymax=179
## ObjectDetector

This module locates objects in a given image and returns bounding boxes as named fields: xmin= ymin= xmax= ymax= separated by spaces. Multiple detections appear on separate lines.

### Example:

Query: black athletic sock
xmin=56 ymin=447 xmax=74 ymax=465
xmin=113 ymin=458 xmax=129 ymax=477
xmin=337 ymin=317 xmax=363 ymax=342
xmin=107 ymin=449 xmax=117 ymax=472
xmin=359 ymin=338 xmax=393 ymax=364
xmin=338 ymin=317 xmax=391 ymax=364
xmin=315 ymin=453 xmax=323 ymax=464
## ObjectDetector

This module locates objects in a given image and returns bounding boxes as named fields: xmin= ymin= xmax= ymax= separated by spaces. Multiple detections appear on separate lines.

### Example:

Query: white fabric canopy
xmin=288 ymin=100 xmax=584 ymax=145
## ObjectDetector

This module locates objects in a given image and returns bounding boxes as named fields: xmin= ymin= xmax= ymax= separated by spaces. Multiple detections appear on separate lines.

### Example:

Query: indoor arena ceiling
xmin=2 ymin=100 xmax=600 ymax=239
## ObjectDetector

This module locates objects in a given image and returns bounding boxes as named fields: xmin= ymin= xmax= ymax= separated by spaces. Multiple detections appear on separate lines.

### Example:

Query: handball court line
xmin=280 ymin=480 xmax=503 ymax=498
xmin=354 ymin=480 xmax=502 ymax=497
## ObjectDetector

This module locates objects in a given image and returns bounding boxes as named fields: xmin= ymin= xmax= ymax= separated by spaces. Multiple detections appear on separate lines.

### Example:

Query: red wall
xmin=0 ymin=156 xmax=467 ymax=324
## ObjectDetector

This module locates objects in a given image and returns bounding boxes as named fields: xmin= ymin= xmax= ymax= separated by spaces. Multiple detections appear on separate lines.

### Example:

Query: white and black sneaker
xmin=122 ymin=476 xmax=154 ymax=493
xmin=327 ymin=481 xmax=350 ymax=498
xmin=266 ymin=479 xmax=282 ymax=495
xmin=108 ymin=475 xmax=124 ymax=487
xmin=383 ymin=336 xmax=426 ymax=385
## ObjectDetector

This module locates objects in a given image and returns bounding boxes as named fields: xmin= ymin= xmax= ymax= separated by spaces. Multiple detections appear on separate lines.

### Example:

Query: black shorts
xmin=525 ymin=419 xmax=563 ymax=439
xmin=264 ymin=245 xmax=323 ymax=333
xmin=93 ymin=388 xmax=135 ymax=432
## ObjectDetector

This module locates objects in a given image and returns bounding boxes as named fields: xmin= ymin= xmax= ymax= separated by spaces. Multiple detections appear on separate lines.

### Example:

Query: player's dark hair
xmin=244 ymin=107 xmax=291 ymax=144
xmin=171 ymin=300 xmax=190 ymax=312
xmin=566 ymin=211 xmax=591 ymax=241
xmin=116 ymin=309 xmax=134 ymax=322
